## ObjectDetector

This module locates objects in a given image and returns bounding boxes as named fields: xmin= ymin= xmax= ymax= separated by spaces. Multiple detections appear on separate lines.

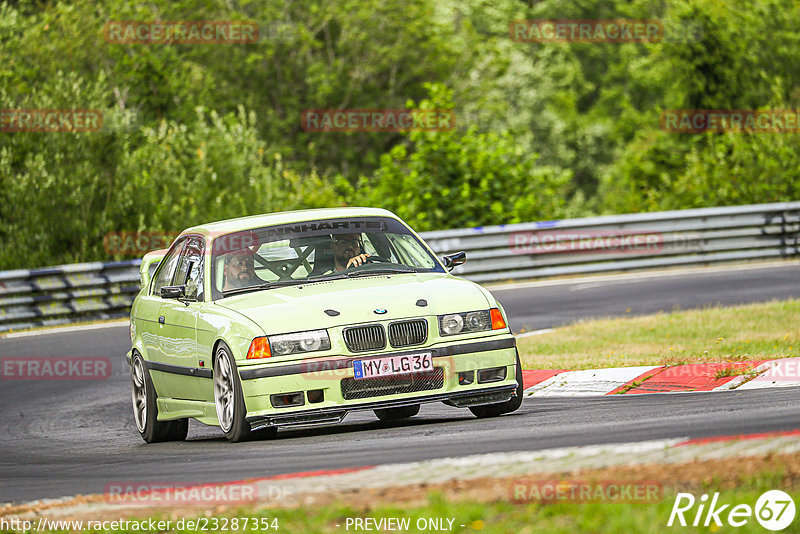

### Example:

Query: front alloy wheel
xmin=214 ymin=348 xmax=236 ymax=434
xmin=214 ymin=342 xmax=276 ymax=443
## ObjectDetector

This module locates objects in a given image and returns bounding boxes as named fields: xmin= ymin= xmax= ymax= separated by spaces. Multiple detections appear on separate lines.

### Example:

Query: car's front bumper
xmin=239 ymin=335 xmax=518 ymax=430
xmin=246 ymin=383 xmax=516 ymax=431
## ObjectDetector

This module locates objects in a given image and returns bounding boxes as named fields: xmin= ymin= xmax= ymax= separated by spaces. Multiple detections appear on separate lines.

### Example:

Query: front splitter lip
xmin=245 ymin=383 xmax=517 ymax=431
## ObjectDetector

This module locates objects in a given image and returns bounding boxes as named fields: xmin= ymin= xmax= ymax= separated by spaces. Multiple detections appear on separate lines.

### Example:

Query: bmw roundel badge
xmin=374 ymin=308 xmax=387 ymax=314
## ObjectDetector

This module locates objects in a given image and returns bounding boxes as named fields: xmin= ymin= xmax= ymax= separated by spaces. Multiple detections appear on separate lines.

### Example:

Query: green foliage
xmin=600 ymin=130 xmax=800 ymax=213
xmin=112 ymin=106 xmax=343 ymax=233
xmin=0 ymin=0 xmax=798 ymax=268
xmin=591 ymin=0 xmax=800 ymax=213
xmin=358 ymin=84 xmax=577 ymax=230
xmin=0 ymin=70 xmax=128 ymax=268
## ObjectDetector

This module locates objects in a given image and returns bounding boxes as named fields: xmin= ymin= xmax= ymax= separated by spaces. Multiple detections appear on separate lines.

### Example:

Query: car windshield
xmin=210 ymin=216 xmax=443 ymax=299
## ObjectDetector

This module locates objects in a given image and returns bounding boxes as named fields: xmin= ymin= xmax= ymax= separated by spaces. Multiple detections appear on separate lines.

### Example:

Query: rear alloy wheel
xmin=374 ymin=404 xmax=420 ymax=421
xmin=214 ymin=342 xmax=276 ymax=443
xmin=131 ymin=352 xmax=188 ymax=443
xmin=469 ymin=350 xmax=524 ymax=418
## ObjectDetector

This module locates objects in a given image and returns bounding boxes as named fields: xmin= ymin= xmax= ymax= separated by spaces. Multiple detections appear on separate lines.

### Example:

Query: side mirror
xmin=160 ymin=285 xmax=186 ymax=299
xmin=442 ymin=251 xmax=467 ymax=272
xmin=140 ymin=249 xmax=168 ymax=288
xmin=142 ymin=261 xmax=160 ymax=287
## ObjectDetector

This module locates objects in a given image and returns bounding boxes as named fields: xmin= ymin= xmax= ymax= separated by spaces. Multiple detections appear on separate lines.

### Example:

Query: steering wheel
xmin=342 ymin=256 xmax=390 ymax=271
xmin=365 ymin=256 xmax=390 ymax=263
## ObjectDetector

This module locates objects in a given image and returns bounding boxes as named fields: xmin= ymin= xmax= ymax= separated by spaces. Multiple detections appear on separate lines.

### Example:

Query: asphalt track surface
xmin=1 ymin=263 xmax=798 ymax=504
xmin=493 ymin=262 xmax=800 ymax=332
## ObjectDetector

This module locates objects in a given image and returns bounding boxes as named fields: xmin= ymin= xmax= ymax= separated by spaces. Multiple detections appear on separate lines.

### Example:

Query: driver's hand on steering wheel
xmin=345 ymin=253 xmax=370 ymax=269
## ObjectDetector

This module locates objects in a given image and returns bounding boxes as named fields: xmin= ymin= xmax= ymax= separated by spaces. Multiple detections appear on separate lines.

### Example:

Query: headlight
xmin=465 ymin=310 xmax=490 ymax=331
xmin=439 ymin=314 xmax=464 ymax=335
xmin=268 ymin=329 xmax=331 ymax=356
xmin=438 ymin=309 xmax=506 ymax=336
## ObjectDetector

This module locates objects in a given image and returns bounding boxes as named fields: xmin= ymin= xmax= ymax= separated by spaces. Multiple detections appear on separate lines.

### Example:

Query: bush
xmin=357 ymin=84 xmax=578 ymax=231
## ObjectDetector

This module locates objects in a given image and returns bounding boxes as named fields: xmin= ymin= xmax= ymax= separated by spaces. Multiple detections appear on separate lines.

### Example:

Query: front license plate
xmin=353 ymin=352 xmax=433 ymax=379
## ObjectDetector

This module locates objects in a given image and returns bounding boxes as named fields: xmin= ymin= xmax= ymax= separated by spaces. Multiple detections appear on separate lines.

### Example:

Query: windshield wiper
xmin=345 ymin=267 xmax=417 ymax=277
xmin=306 ymin=273 xmax=349 ymax=281
xmin=222 ymin=279 xmax=306 ymax=297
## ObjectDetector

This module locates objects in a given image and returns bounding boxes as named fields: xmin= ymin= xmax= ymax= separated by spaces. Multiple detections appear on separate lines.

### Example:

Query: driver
xmin=331 ymin=233 xmax=370 ymax=271
xmin=222 ymin=249 xmax=258 ymax=290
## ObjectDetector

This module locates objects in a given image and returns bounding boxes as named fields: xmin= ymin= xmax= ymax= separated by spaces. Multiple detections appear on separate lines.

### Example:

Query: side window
xmin=363 ymin=233 xmax=398 ymax=262
xmin=176 ymin=237 xmax=205 ymax=301
xmin=151 ymin=239 xmax=185 ymax=296
xmin=361 ymin=234 xmax=378 ymax=257
xmin=387 ymin=234 xmax=436 ymax=269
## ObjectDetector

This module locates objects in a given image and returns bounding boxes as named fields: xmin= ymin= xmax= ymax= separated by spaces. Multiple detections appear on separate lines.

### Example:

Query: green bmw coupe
xmin=127 ymin=207 xmax=522 ymax=443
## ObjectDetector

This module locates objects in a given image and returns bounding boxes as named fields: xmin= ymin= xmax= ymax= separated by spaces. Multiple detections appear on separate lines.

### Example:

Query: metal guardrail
xmin=431 ymin=201 xmax=800 ymax=282
xmin=1 ymin=202 xmax=798 ymax=332
xmin=0 ymin=261 xmax=141 ymax=332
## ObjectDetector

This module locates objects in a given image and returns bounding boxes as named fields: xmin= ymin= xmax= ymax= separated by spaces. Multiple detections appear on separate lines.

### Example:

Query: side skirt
xmin=156 ymin=398 xmax=218 ymax=425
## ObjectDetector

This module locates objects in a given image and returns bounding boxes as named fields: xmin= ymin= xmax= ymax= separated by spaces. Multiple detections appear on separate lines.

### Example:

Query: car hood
xmin=213 ymin=273 xmax=492 ymax=335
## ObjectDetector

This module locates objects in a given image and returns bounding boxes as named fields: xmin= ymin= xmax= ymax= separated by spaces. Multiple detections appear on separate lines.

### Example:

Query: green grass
xmin=200 ymin=493 xmax=796 ymax=533
xmin=13 ymin=474 xmax=798 ymax=534
xmin=517 ymin=299 xmax=799 ymax=370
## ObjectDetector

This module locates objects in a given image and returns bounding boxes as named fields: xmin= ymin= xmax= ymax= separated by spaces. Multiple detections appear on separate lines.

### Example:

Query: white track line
xmin=0 ymin=320 xmax=129 ymax=339
xmin=515 ymin=328 xmax=554 ymax=338
xmin=486 ymin=259 xmax=800 ymax=292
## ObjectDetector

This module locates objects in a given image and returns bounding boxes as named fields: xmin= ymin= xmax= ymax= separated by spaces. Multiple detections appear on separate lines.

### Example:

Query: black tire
xmin=374 ymin=404 xmax=420 ymax=421
xmin=214 ymin=342 xmax=277 ymax=443
xmin=469 ymin=351 xmax=524 ymax=419
xmin=131 ymin=352 xmax=188 ymax=443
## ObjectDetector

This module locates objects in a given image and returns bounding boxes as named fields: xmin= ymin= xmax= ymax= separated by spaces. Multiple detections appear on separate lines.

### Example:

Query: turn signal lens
xmin=246 ymin=336 xmax=271 ymax=359
xmin=490 ymin=308 xmax=507 ymax=330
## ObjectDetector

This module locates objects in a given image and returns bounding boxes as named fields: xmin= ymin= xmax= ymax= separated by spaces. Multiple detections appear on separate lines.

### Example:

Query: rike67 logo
xmin=668 ymin=490 xmax=796 ymax=531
